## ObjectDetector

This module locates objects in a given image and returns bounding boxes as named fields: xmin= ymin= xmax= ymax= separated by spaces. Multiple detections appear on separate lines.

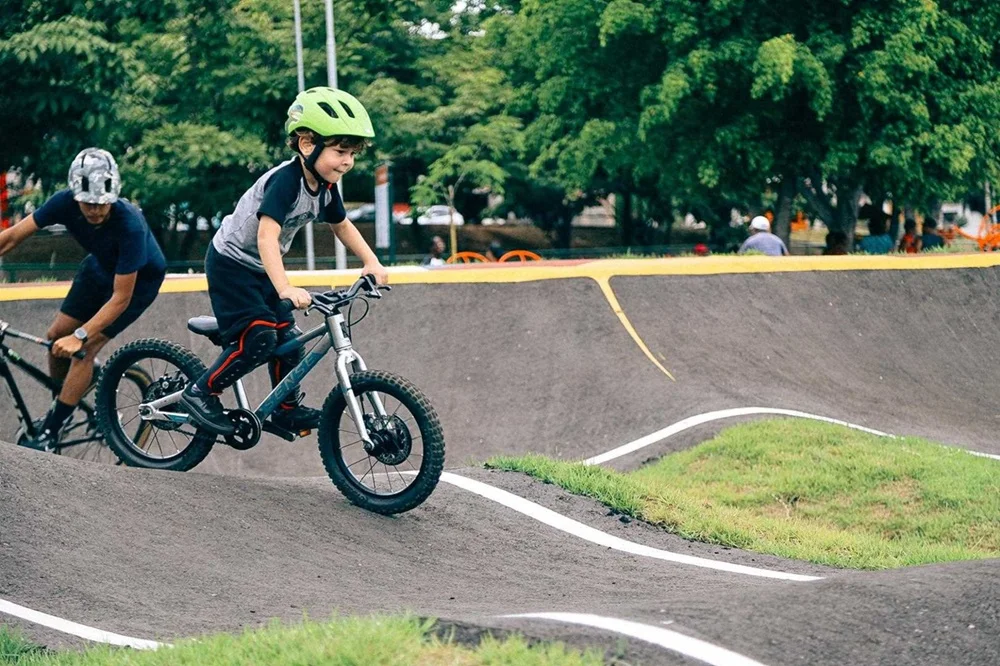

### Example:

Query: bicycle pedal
xmin=261 ymin=421 xmax=298 ymax=442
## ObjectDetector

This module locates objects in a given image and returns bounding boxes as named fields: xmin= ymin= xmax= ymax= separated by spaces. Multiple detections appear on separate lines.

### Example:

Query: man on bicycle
xmin=179 ymin=86 xmax=388 ymax=437
xmin=0 ymin=148 xmax=166 ymax=450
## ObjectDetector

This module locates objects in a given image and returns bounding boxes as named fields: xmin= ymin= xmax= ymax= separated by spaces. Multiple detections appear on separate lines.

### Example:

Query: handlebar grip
xmin=277 ymin=298 xmax=297 ymax=315
xmin=43 ymin=341 xmax=88 ymax=360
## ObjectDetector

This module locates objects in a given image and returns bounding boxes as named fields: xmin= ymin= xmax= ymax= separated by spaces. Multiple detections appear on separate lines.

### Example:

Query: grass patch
xmin=1 ymin=626 xmax=49 ymax=661
xmin=487 ymin=419 xmax=1000 ymax=570
xmin=1 ymin=616 xmax=602 ymax=666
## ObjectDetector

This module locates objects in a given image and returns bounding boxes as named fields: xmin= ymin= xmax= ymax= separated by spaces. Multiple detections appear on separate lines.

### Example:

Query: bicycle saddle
xmin=187 ymin=316 xmax=220 ymax=338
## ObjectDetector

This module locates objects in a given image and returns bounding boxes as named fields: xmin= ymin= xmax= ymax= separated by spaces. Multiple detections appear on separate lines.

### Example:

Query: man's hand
xmin=278 ymin=285 xmax=313 ymax=309
xmin=51 ymin=335 xmax=84 ymax=359
xmin=362 ymin=260 xmax=389 ymax=286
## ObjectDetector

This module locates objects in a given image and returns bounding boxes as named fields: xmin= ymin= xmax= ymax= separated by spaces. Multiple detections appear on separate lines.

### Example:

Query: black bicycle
xmin=0 ymin=319 xmax=152 ymax=463
xmin=95 ymin=276 xmax=446 ymax=515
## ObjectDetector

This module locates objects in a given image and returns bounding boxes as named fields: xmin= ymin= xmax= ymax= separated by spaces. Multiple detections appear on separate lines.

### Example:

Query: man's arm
xmin=51 ymin=272 xmax=136 ymax=357
xmin=0 ymin=215 xmax=40 ymax=256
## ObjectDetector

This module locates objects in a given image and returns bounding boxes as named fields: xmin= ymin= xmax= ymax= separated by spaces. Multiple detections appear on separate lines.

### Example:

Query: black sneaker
xmin=179 ymin=386 xmax=234 ymax=436
xmin=19 ymin=427 xmax=60 ymax=452
xmin=269 ymin=405 xmax=322 ymax=432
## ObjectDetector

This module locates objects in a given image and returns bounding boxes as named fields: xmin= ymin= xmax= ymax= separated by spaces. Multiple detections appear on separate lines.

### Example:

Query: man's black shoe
xmin=19 ymin=427 xmax=60 ymax=452
xmin=179 ymin=387 xmax=234 ymax=436
xmin=269 ymin=405 xmax=322 ymax=432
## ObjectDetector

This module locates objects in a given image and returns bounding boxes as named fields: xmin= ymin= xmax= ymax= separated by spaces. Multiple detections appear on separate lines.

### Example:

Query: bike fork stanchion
xmin=335 ymin=351 xmax=376 ymax=449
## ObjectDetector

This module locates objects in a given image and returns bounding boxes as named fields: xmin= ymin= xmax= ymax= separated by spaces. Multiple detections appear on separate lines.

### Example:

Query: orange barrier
xmin=955 ymin=205 xmax=1000 ymax=251
xmin=446 ymin=251 xmax=490 ymax=264
xmin=498 ymin=250 xmax=542 ymax=263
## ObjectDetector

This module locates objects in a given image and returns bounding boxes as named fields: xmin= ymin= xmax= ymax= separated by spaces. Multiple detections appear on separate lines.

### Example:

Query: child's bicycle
xmin=0 ymin=319 xmax=152 ymax=463
xmin=94 ymin=276 xmax=445 ymax=515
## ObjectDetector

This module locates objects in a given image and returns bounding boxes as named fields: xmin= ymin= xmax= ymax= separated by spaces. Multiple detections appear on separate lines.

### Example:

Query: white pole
xmin=293 ymin=0 xmax=317 ymax=270
xmin=326 ymin=0 xmax=347 ymax=271
xmin=293 ymin=0 xmax=304 ymax=92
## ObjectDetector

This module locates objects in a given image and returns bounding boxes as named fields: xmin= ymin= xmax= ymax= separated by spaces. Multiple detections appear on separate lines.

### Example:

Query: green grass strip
xmin=1 ymin=616 xmax=603 ymax=666
xmin=488 ymin=419 xmax=1000 ymax=570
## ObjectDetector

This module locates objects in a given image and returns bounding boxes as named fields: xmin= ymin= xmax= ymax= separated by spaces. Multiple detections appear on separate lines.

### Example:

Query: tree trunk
xmin=618 ymin=191 xmax=634 ymax=247
xmin=837 ymin=183 xmax=864 ymax=248
xmin=555 ymin=215 xmax=572 ymax=250
xmin=774 ymin=176 xmax=796 ymax=246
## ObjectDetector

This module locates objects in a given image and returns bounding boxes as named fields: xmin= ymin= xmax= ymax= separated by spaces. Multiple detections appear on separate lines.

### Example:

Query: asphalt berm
xmin=2 ymin=258 xmax=998 ymax=665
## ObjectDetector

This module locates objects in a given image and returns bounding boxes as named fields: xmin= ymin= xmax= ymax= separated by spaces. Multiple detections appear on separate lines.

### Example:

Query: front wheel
xmin=318 ymin=370 xmax=445 ymax=515
xmin=95 ymin=338 xmax=216 ymax=471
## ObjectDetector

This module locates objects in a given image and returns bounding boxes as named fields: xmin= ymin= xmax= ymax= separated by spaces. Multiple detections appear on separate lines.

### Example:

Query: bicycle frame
xmin=0 ymin=339 xmax=99 ymax=447
xmin=139 ymin=309 xmax=387 ymax=448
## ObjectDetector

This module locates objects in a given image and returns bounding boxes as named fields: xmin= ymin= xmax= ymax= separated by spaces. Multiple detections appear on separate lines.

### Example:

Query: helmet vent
xmin=318 ymin=102 xmax=340 ymax=119
xmin=338 ymin=101 xmax=356 ymax=119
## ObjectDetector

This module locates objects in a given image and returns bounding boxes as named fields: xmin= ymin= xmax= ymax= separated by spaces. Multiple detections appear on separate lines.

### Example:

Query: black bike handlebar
xmin=277 ymin=275 xmax=391 ymax=316
xmin=0 ymin=321 xmax=87 ymax=359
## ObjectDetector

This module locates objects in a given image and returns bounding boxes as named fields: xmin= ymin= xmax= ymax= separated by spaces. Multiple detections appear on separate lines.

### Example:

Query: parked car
xmin=414 ymin=205 xmax=464 ymax=226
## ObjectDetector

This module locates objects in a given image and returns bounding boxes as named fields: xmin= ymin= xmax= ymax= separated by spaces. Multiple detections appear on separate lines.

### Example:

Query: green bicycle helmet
xmin=285 ymin=86 xmax=374 ymax=138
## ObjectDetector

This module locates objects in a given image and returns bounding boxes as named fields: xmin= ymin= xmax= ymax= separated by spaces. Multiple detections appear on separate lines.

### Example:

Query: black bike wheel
xmin=56 ymin=367 xmax=152 ymax=465
xmin=95 ymin=338 xmax=215 ymax=471
xmin=318 ymin=370 xmax=445 ymax=515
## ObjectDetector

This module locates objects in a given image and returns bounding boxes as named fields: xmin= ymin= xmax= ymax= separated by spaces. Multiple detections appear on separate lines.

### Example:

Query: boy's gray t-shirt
xmin=738 ymin=232 xmax=789 ymax=256
xmin=213 ymin=158 xmax=347 ymax=272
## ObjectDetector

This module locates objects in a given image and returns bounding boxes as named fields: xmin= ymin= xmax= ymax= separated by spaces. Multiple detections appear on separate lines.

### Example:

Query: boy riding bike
xmin=0 ymin=148 xmax=166 ymax=451
xmin=180 ymin=86 xmax=389 ymax=437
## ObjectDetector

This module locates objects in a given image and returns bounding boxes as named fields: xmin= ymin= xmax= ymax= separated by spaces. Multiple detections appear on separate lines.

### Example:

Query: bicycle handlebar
xmin=0 ymin=320 xmax=87 ymax=359
xmin=277 ymin=275 xmax=391 ymax=316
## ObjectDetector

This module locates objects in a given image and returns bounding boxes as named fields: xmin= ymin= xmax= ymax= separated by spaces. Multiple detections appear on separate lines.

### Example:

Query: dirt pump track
xmin=1 ymin=255 xmax=998 ymax=665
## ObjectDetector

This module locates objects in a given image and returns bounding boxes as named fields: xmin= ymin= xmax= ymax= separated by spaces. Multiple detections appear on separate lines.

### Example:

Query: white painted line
xmin=581 ymin=406 xmax=1000 ymax=465
xmin=968 ymin=449 xmax=1000 ymax=461
xmin=505 ymin=612 xmax=768 ymax=666
xmin=0 ymin=598 xmax=165 ymax=649
xmin=440 ymin=472 xmax=821 ymax=581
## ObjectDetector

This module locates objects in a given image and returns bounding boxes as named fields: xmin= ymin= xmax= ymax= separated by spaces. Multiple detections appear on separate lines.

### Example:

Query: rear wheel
xmin=95 ymin=338 xmax=216 ymax=471
xmin=318 ymin=370 xmax=445 ymax=515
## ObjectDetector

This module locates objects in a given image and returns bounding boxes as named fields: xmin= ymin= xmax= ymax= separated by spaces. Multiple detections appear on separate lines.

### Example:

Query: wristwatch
xmin=73 ymin=327 xmax=88 ymax=343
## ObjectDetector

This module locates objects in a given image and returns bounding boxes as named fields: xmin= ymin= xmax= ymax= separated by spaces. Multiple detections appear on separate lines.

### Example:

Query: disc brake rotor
xmin=363 ymin=414 xmax=412 ymax=465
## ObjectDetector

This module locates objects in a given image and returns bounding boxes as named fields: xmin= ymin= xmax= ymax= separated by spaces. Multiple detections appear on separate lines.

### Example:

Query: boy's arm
xmin=258 ymin=215 xmax=311 ymax=308
xmin=0 ymin=215 xmax=40 ymax=256
xmin=331 ymin=218 xmax=388 ymax=285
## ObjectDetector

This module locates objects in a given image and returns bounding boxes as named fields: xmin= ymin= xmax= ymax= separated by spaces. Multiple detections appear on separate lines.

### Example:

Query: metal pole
xmin=293 ymin=0 xmax=304 ymax=92
xmin=293 ymin=0 xmax=316 ymax=270
xmin=326 ymin=0 xmax=347 ymax=271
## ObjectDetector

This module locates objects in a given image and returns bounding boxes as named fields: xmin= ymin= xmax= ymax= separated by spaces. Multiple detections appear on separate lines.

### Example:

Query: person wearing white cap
xmin=738 ymin=215 xmax=789 ymax=256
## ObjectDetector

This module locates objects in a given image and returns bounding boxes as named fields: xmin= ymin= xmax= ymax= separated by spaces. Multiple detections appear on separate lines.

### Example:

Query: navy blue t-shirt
xmin=33 ymin=190 xmax=166 ymax=281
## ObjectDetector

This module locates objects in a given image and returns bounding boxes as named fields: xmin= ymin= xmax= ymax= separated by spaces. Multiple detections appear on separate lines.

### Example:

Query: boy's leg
xmin=180 ymin=246 xmax=277 ymax=436
xmin=266 ymin=323 xmax=322 ymax=431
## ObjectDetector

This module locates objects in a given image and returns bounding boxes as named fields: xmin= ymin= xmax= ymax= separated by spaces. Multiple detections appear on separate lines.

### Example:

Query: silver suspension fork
xmin=328 ymin=312 xmax=386 ymax=450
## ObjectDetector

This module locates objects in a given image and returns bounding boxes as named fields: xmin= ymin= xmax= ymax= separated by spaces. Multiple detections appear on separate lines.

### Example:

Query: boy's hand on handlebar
xmin=361 ymin=260 xmax=389 ymax=286
xmin=51 ymin=334 xmax=84 ymax=359
xmin=278 ymin=286 xmax=313 ymax=309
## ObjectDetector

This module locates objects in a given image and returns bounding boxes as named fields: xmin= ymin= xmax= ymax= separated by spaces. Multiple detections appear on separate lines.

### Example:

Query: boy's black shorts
xmin=61 ymin=255 xmax=164 ymax=338
xmin=205 ymin=244 xmax=294 ymax=345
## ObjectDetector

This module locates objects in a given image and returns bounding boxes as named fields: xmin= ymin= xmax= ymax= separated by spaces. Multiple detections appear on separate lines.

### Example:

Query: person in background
xmin=857 ymin=216 xmax=893 ymax=254
xmin=421 ymin=235 xmax=446 ymax=266
xmin=897 ymin=218 xmax=921 ymax=253
xmin=921 ymin=218 xmax=945 ymax=251
xmin=485 ymin=240 xmax=505 ymax=262
xmin=822 ymin=231 xmax=849 ymax=255
xmin=737 ymin=216 xmax=789 ymax=256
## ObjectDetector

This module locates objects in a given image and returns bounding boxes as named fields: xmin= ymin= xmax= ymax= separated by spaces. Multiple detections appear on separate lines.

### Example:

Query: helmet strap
xmin=300 ymin=137 xmax=328 ymax=188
